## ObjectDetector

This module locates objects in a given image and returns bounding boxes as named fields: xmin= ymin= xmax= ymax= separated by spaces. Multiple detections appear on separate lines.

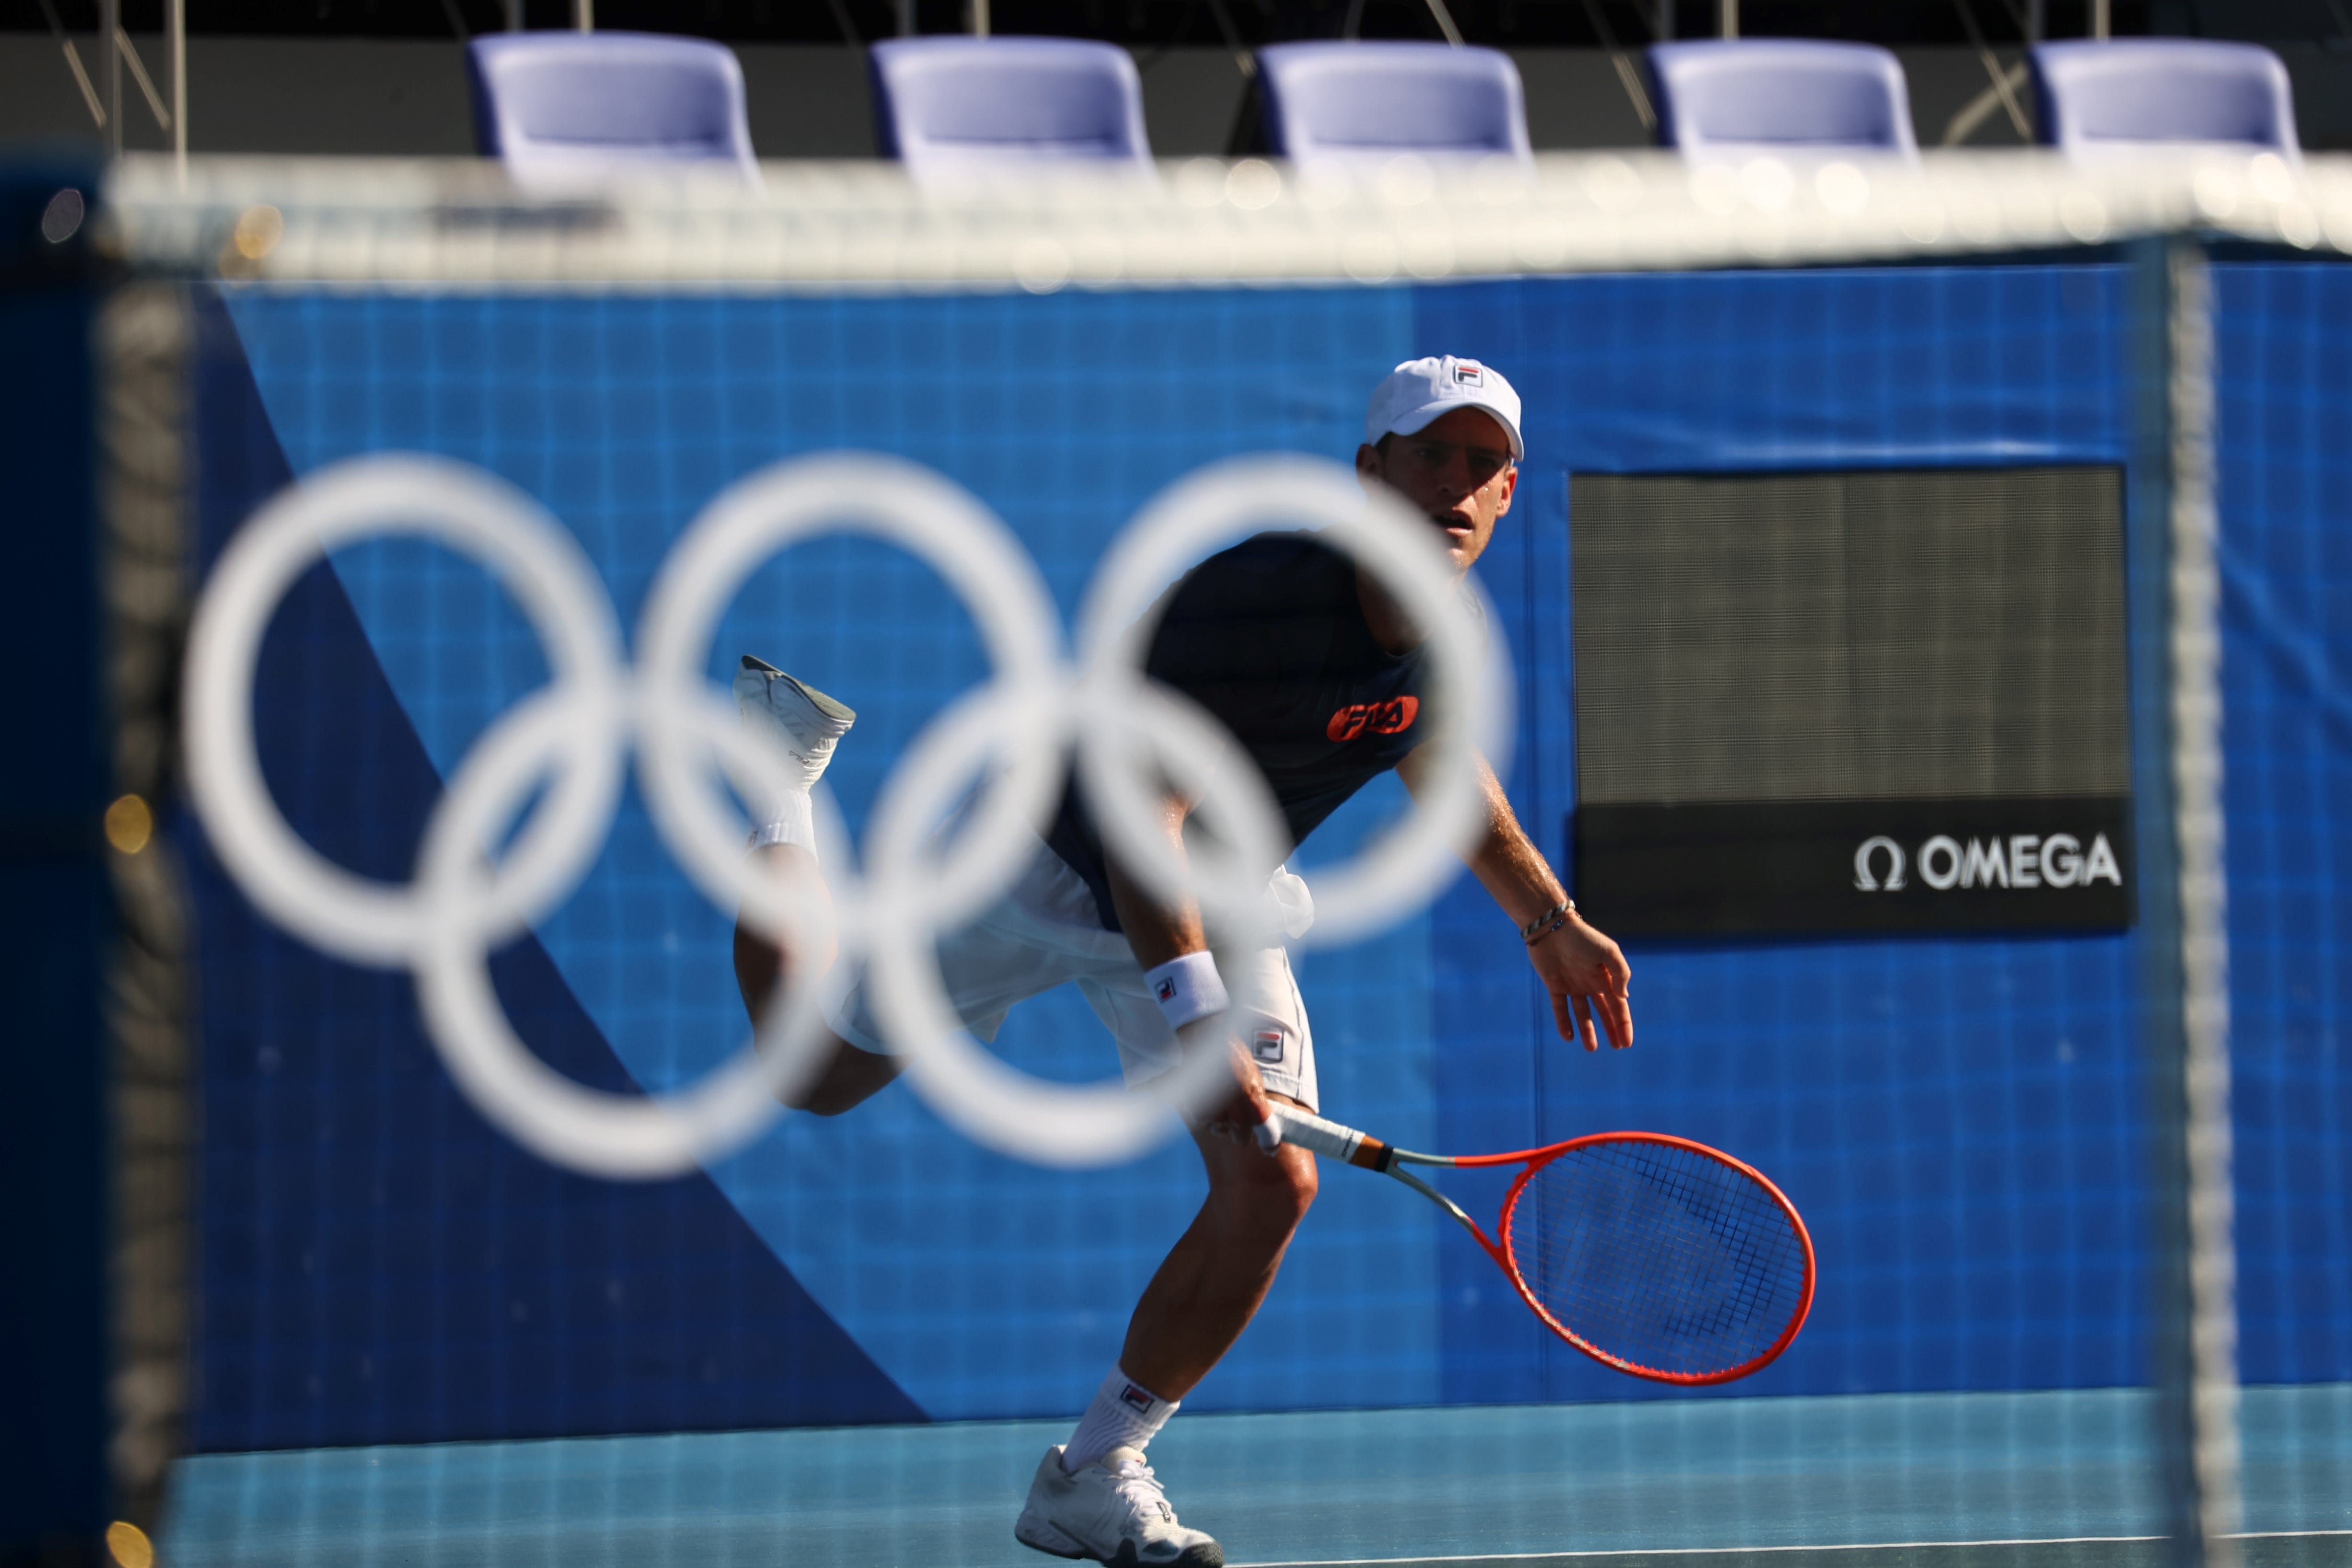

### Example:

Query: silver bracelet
xmin=1520 ymin=898 xmax=1575 ymax=944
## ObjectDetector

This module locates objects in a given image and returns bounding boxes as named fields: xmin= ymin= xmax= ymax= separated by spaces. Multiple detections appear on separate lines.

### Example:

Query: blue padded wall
xmin=185 ymin=261 xmax=2350 ymax=1446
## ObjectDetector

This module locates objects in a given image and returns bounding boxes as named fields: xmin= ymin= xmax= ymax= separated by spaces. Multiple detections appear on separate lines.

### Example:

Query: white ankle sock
xmin=746 ymin=790 xmax=816 ymax=859
xmin=1062 ymin=1365 xmax=1177 ymax=1473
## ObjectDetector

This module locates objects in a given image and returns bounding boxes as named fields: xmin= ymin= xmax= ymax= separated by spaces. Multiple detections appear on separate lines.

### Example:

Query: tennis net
xmin=80 ymin=146 xmax=2352 ymax=1567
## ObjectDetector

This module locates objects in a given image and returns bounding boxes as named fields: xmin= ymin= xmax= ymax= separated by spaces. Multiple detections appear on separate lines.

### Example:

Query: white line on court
xmin=1236 ymin=1528 xmax=2352 ymax=1567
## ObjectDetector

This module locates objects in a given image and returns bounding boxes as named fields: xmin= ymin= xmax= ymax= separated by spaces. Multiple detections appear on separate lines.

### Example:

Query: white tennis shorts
xmin=825 ymin=840 xmax=1319 ymax=1112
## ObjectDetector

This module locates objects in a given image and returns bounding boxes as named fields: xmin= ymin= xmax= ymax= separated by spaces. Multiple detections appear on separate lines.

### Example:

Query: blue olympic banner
xmin=181 ymin=263 xmax=2352 ymax=1451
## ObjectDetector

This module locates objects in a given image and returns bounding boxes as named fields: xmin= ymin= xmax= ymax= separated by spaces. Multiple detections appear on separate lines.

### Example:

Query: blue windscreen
xmin=180 ymin=261 xmax=2349 ymax=1454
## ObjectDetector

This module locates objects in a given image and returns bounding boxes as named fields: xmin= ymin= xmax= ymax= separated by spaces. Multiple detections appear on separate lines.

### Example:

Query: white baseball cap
xmin=1364 ymin=355 xmax=1524 ymax=462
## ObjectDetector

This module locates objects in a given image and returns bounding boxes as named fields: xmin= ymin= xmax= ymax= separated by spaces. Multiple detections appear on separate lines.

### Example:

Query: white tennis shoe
xmin=1014 ymin=1445 xmax=1223 ymax=1567
xmin=732 ymin=655 xmax=855 ymax=792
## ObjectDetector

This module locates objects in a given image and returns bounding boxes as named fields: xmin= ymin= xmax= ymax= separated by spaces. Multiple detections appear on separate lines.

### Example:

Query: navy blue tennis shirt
xmin=1047 ymin=531 xmax=1441 ymax=933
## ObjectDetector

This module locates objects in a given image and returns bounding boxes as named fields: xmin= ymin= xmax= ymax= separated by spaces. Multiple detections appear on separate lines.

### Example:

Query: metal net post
xmin=100 ymin=281 xmax=195 ymax=1535
xmin=2134 ymin=235 xmax=2243 ymax=1568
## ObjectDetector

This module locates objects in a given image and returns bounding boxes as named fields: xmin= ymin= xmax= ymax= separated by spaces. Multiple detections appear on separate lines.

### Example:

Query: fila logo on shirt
xmin=1327 ymin=695 xmax=1419 ymax=743
xmin=1852 ymin=832 xmax=2124 ymax=893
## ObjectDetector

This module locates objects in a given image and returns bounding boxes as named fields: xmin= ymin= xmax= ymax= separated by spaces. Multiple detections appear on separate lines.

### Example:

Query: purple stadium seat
xmin=868 ymin=38 xmax=1152 ymax=176
xmin=466 ymin=32 xmax=759 ymax=188
xmin=1254 ymin=42 xmax=1532 ymax=167
xmin=2031 ymin=40 xmax=2300 ymax=160
xmin=1647 ymin=40 xmax=1918 ymax=160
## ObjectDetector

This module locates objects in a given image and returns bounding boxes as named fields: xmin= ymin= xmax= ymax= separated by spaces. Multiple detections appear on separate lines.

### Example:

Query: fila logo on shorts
xmin=1453 ymin=362 xmax=1485 ymax=386
xmin=1326 ymin=695 xmax=1419 ymax=743
xmin=1252 ymin=1027 xmax=1286 ymax=1066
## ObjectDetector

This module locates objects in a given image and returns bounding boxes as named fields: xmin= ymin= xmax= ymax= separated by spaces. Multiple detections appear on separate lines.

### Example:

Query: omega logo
xmin=1854 ymin=833 xmax=2123 ymax=893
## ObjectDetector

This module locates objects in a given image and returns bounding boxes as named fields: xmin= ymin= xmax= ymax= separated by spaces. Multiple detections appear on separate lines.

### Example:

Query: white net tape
xmin=110 ymin=148 xmax=2349 ymax=290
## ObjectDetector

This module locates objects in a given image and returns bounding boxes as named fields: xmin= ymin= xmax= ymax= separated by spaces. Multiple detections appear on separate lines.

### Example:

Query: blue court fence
xmin=180 ymin=259 xmax=2351 ymax=1450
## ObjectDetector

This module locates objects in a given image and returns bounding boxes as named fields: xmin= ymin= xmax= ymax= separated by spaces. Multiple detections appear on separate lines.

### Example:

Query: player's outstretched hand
xmin=1529 ymin=912 xmax=1633 ymax=1053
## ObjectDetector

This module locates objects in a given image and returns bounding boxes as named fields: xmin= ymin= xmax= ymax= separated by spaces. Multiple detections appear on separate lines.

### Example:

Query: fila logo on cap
xmin=1366 ymin=355 xmax=1524 ymax=461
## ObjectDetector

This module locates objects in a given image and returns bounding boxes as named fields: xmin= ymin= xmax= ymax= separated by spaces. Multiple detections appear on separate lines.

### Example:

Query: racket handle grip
xmin=1261 ymin=1106 xmax=1392 ymax=1170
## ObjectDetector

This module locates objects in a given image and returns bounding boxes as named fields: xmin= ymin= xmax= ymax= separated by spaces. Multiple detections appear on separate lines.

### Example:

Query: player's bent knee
xmin=1267 ymin=1156 xmax=1318 ymax=1229
xmin=1255 ymin=1164 xmax=1318 ymax=1239
xmin=782 ymin=1037 xmax=901 ymax=1116
xmin=1208 ymin=1144 xmax=1318 ymax=1233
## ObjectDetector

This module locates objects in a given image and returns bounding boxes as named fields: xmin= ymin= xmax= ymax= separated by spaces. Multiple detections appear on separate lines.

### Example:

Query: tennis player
xmin=732 ymin=356 xmax=1633 ymax=1568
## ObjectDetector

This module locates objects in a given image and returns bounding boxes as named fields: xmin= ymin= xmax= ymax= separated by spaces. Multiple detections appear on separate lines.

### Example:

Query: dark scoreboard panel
xmin=1567 ymin=467 xmax=2131 ymax=938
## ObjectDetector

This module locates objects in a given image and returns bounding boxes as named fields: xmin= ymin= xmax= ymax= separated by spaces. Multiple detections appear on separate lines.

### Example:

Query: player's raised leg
xmin=728 ymin=655 xmax=901 ymax=1116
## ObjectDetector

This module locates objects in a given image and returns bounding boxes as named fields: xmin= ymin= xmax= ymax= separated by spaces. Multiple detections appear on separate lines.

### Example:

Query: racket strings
xmin=1506 ymin=1141 xmax=1808 ymax=1379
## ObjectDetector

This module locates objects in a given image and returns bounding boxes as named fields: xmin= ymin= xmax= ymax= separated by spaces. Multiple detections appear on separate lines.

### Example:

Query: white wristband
xmin=1145 ymin=951 xmax=1229 ymax=1031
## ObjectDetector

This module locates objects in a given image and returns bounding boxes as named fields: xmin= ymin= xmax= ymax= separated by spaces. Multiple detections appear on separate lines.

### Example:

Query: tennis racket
xmin=1261 ymin=1104 xmax=1815 ymax=1385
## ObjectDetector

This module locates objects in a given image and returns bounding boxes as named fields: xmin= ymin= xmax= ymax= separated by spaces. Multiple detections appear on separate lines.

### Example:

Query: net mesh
xmin=1507 ymin=1138 xmax=1811 ymax=1381
xmin=83 ymin=148 xmax=2351 ymax=1567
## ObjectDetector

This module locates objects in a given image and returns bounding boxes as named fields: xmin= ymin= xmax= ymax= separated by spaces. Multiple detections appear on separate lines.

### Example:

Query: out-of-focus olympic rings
xmin=183 ymin=449 xmax=1510 ymax=1175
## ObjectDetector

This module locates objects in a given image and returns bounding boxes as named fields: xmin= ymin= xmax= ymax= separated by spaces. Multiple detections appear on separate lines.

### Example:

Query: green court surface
xmin=161 ymin=1387 xmax=2350 ymax=1568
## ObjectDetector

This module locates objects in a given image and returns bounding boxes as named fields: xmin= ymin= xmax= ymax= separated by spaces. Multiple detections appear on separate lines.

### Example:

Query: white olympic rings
xmin=183 ymin=448 xmax=1511 ymax=1175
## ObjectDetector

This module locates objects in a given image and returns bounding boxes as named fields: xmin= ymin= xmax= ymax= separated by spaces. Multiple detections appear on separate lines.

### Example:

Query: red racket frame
xmin=1457 ymin=1132 xmax=1817 ymax=1385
